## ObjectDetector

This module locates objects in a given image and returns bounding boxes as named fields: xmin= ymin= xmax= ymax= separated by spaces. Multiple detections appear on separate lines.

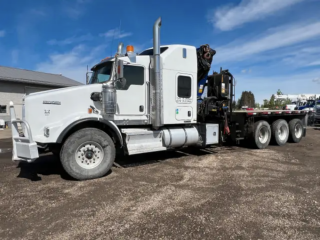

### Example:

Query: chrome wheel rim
xmin=278 ymin=125 xmax=288 ymax=141
xmin=295 ymin=124 xmax=302 ymax=139
xmin=75 ymin=141 xmax=104 ymax=169
xmin=259 ymin=126 xmax=269 ymax=144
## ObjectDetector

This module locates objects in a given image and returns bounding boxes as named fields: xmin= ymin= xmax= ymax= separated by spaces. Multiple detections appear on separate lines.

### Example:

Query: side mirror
xmin=117 ymin=60 xmax=124 ymax=79
xmin=116 ymin=77 xmax=127 ymax=89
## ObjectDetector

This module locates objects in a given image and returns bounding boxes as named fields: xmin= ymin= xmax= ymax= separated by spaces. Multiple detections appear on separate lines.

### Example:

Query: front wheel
xmin=60 ymin=128 xmax=115 ymax=180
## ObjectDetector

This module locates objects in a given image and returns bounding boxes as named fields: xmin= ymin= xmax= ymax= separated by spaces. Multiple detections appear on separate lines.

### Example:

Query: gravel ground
xmin=0 ymin=129 xmax=319 ymax=240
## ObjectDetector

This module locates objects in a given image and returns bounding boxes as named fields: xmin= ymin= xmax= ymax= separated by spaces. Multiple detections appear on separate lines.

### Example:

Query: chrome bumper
xmin=9 ymin=102 xmax=39 ymax=162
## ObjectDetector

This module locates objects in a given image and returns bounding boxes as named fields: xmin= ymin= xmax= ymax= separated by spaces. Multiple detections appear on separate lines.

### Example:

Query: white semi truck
xmin=9 ymin=17 xmax=308 ymax=180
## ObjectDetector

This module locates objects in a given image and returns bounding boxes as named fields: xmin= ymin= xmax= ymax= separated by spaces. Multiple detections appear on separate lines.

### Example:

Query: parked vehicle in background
xmin=298 ymin=99 xmax=317 ymax=111
xmin=283 ymin=103 xmax=298 ymax=110
xmin=314 ymin=100 xmax=320 ymax=123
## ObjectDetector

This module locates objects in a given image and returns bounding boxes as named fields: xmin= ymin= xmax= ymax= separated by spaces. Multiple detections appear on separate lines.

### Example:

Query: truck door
xmin=175 ymin=74 xmax=193 ymax=121
xmin=115 ymin=64 xmax=146 ymax=116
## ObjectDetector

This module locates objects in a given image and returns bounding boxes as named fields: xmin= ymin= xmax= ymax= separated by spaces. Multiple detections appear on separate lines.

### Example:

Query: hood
xmin=25 ymin=84 xmax=90 ymax=98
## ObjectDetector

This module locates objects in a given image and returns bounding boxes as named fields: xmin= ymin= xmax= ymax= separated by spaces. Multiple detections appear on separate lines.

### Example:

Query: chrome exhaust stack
xmin=152 ymin=17 xmax=163 ymax=129
xmin=117 ymin=42 xmax=123 ymax=56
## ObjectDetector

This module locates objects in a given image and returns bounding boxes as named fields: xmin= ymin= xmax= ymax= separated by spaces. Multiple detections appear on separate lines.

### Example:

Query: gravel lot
xmin=0 ymin=129 xmax=319 ymax=240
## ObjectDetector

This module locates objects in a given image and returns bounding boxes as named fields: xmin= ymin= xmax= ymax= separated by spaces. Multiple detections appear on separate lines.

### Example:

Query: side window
xmin=0 ymin=105 xmax=6 ymax=113
xmin=177 ymin=76 xmax=192 ymax=98
xmin=117 ymin=65 xmax=144 ymax=90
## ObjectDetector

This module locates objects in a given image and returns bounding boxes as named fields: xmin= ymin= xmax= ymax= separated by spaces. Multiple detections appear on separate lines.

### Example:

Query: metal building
xmin=0 ymin=66 xmax=82 ymax=124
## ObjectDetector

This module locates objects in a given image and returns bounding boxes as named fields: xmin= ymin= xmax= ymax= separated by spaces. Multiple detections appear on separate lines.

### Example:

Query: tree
xmin=267 ymin=89 xmax=293 ymax=109
xmin=263 ymin=99 xmax=269 ymax=109
xmin=269 ymin=94 xmax=275 ymax=109
xmin=277 ymin=89 xmax=283 ymax=95
xmin=255 ymin=103 xmax=260 ymax=109
xmin=239 ymin=91 xmax=256 ymax=108
xmin=284 ymin=98 xmax=292 ymax=105
xmin=231 ymin=100 xmax=236 ymax=110
xmin=236 ymin=98 xmax=241 ymax=109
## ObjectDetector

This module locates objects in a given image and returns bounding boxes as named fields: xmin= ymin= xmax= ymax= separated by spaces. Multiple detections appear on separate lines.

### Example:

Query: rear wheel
xmin=60 ymin=128 xmax=115 ymax=180
xmin=252 ymin=120 xmax=271 ymax=149
xmin=288 ymin=119 xmax=303 ymax=143
xmin=271 ymin=119 xmax=289 ymax=146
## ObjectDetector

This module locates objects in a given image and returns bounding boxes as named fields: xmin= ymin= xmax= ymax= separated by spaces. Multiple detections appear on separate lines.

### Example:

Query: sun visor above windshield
xmin=91 ymin=57 xmax=115 ymax=71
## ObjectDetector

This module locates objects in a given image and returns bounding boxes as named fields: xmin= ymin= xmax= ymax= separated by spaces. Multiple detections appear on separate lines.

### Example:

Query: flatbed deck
xmin=233 ymin=109 xmax=309 ymax=116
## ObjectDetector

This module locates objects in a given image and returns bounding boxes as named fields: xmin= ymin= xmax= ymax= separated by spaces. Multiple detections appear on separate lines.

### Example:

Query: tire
xmin=252 ymin=120 xmax=271 ymax=149
xmin=288 ymin=119 xmax=303 ymax=143
xmin=60 ymin=128 xmax=115 ymax=180
xmin=271 ymin=119 xmax=289 ymax=146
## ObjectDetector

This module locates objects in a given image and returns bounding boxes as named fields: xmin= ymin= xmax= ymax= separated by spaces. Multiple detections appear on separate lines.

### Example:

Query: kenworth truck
xmin=9 ymin=17 xmax=308 ymax=180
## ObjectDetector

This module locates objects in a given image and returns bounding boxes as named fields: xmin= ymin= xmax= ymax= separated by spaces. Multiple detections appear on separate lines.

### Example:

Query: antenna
xmin=118 ymin=19 xmax=122 ymax=43
xmin=110 ymin=19 xmax=122 ymax=57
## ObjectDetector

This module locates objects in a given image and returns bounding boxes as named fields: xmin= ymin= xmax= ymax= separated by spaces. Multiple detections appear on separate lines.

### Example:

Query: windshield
xmin=307 ymin=100 xmax=315 ymax=106
xmin=89 ymin=62 xmax=113 ymax=84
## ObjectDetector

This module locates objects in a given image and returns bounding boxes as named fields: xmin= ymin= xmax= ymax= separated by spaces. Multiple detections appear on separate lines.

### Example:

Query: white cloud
xmin=214 ymin=21 xmax=320 ymax=64
xmin=313 ymin=77 xmax=320 ymax=84
xmin=36 ymin=44 xmax=107 ymax=83
xmin=309 ymin=61 xmax=320 ymax=66
xmin=64 ymin=8 xmax=83 ymax=19
xmin=132 ymin=39 xmax=153 ymax=53
xmin=63 ymin=0 xmax=91 ymax=19
xmin=11 ymin=50 xmax=19 ymax=64
xmin=210 ymin=0 xmax=303 ymax=31
xmin=282 ymin=46 xmax=320 ymax=67
xmin=30 ymin=9 xmax=46 ymax=16
xmin=100 ymin=28 xmax=132 ymax=39
xmin=241 ymin=69 xmax=252 ymax=74
xmin=0 ymin=30 xmax=6 ymax=37
xmin=47 ymin=34 xmax=93 ymax=46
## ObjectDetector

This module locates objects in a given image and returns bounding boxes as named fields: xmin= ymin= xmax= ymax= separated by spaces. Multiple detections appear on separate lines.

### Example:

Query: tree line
xmin=232 ymin=89 xmax=293 ymax=110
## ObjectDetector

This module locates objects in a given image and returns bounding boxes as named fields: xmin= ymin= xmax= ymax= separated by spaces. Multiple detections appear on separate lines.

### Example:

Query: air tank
xmin=102 ymin=83 xmax=117 ymax=114
xmin=162 ymin=127 xmax=199 ymax=148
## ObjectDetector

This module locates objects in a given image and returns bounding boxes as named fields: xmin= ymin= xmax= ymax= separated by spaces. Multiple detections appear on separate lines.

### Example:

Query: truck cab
xmin=298 ymin=99 xmax=316 ymax=111
xmin=87 ymin=44 xmax=198 ymax=125
xmin=314 ymin=100 xmax=320 ymax=123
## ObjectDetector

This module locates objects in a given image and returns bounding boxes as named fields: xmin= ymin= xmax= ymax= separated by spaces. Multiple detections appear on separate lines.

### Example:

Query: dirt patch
xmin=0 ymin=129 xmax=319 ymax=239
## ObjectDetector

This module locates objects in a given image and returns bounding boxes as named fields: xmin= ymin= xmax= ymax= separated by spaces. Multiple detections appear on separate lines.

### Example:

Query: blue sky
xmin=0 ymin=0 xmax=320 ymax=103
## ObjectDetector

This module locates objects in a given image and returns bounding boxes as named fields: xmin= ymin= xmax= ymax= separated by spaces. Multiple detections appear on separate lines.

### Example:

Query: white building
xmin=0 ymin=66 xmax=82 ymax=125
